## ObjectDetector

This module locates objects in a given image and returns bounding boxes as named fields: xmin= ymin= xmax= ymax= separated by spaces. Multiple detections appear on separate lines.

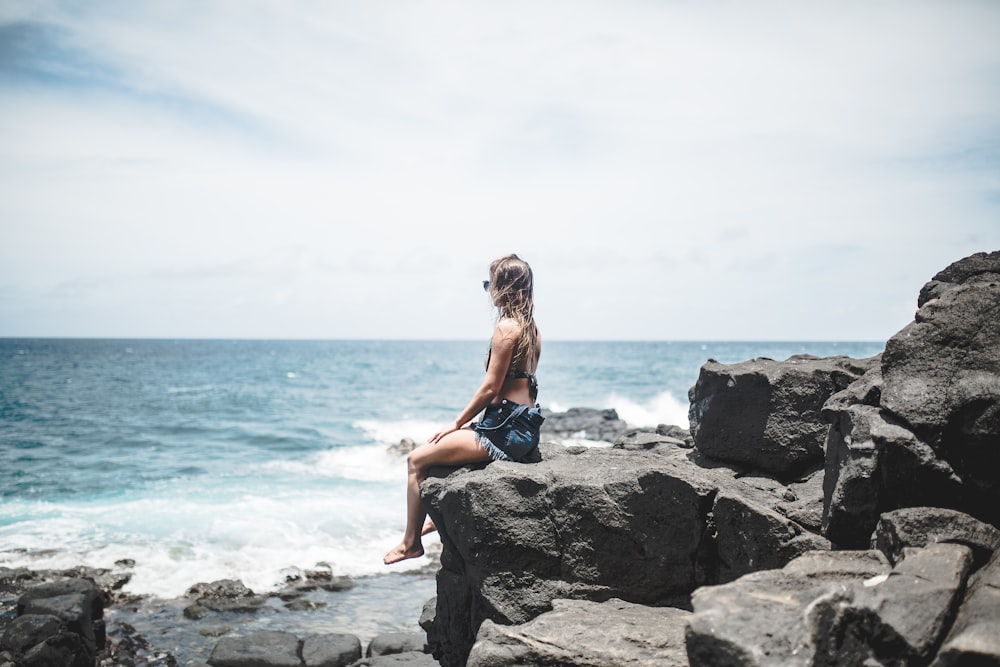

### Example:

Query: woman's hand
xmin=428 ymin=421 xmax=462 ymax=444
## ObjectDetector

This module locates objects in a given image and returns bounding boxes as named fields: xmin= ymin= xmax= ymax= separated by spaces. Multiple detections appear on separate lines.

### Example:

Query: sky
xmin=1 ymin=1 xmax=998 ymax=341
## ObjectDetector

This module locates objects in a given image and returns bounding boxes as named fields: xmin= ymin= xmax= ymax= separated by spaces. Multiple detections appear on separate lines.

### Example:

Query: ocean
xmin=0 ymin=338 xmax=884 ymax=653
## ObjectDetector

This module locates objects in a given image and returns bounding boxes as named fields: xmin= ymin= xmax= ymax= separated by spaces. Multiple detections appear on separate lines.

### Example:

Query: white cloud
xmin=1 ymin=0 xmax=998 ymax=340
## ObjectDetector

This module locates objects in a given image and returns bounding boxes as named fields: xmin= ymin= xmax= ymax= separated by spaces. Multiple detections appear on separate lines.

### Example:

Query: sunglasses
xmin=482 ymin=280 xmax=490 ymax=292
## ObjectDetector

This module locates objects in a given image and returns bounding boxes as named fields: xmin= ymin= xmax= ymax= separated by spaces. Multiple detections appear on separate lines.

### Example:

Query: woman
xmin=383 ymin=254 xmax=544 ymax=565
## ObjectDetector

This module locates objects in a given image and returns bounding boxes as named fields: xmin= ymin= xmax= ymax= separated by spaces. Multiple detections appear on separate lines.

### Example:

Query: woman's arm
xmin=428 ymin=320 xmax=519 ymax=444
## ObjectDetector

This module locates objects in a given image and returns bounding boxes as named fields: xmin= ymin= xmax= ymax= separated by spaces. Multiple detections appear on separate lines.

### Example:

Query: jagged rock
xmin=879 ymin=250 xmax=1000 ymax=525
xmin=302 ymin=633 xmax=362 ymax=667
xmin=186 ymin=579 xmax=265 ymax=613
xmin=613 ymin=430 xmax=689 ymax=451
xmin=422 ymin=441 xmax=829 ymax=666
xmin=686 ymin=550 xmax=892 ymax=666
xmin=810 ymin=543 xmax=973 ymax=666
xmin=931 ymin=546 xmax=1000 ymax=666
xmin=1 ymin=615 xmax=66 ymax=656
xmin=540 ymin=407 xmax=629 ymax=442
xmin=688 ymin=354 xmax=878 ymax=477
xmin=873 ymin=507 xmax=1000 ymax=567
xmin=16 ymin=578 xmax=105 ymax=662
xmin=208 ymin=630 xmax=301 ymax=667
xmin=418 ymin=597 xmax=435 ymax=634
xmin=366 ymin=633 xmax=427 ymax=657
xmin=348 ymin=652 xmax=438 ymax=666
xmin=687 ymin=544 xmax=979 ymax=667
xmin=466 ymin=598 xmax=690 ymax=667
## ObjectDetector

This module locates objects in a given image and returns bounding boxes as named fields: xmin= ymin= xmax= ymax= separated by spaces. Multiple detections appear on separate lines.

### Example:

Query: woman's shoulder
xmin=494 ymin=317 xmax=523 ymax=340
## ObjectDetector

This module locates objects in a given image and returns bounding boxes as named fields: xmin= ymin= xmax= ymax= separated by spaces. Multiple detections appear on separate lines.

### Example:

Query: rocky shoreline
xmin=3 ymin=250 xmax=999 ymax=666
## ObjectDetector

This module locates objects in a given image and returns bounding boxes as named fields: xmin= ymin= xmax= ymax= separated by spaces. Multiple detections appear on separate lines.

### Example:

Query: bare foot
xmin=383 ymin=543 xmax=424 ymax=565
xmin=421 ymin=519 xmax=437 ymax=536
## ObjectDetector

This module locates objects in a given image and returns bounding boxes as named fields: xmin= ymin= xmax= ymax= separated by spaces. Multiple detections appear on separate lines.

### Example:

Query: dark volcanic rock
xmin=302 ymin=633 xmax=362 ymax=667
xmin=873 ymin=506 xmax=1000 ymax=568
xmin=208 ymin=630 xmax=301 ymax=667
xmin=879 ymin=250 xmax=1000 ymax=525
xmin=932 ymin=546 xmax=1000 ymax=666
xmin=540 ymin=407 xmax=630 ymax=442
xmin=466 ymin=598 xmax=690 ymax=667
xmin=16 ymin=578 xmax=105 ymax=663
xmin=422 ymin=441 xmax=830 ymax=666
xmin=688 ymin=354 xmax=878 ymax=477
xmin=366 ymin=632 xmax=427 ymax=657
xmin=823 ymin=251 xmax=1000 ymax=546
xmin=186 ymin=579 xmax=265 ymax=613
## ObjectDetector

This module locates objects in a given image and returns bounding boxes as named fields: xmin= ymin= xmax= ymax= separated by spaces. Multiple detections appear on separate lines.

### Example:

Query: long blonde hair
xmin=488 ymin=254 xmax=538 ymax=370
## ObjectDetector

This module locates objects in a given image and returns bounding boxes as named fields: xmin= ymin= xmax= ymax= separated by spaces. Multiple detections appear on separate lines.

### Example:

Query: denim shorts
xmin=472 ymin=399 xmax=544 ymax=463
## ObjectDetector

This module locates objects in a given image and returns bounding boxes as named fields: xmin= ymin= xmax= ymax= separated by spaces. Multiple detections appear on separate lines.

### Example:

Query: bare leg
xmin=383 ymin=429 xmax=489 ymax=565
xmin=421 ymin=518 xmax=436 ymax=536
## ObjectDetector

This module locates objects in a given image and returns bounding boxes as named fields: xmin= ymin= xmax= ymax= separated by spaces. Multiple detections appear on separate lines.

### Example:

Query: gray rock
xmin=186 ymin=579 xmax=265 ymax=613
xmin=686 ymin=550 xmax=892 ymax=667
xmin=931 ymin=546 xmax=1000 ymax=666
xmin=810 ymin=543 xmax=974 ymax=666
xmin=349 ymin=652 xmax=438 ymax=666
xmin=880 ymin=250 xmax=1000 ymax=525
xmin=688 ymin=354 xmax=877 ymax=477
xmin=366 ymin=633 xmax=427 ymax=657
xmin=209 ymin=630 xmax=302 ymax=667
xmin=1 ymin=614 xmax=65 ymax=655
xmin=467 ymin=598 xmax=690 ymax=667
xmin=21 ymin=630 xmax=90 ymax=667
xmin=418 ymin=597 xmax=435 ymax=634
xmin=303 ymin=633 xmax=362 ymax=667
xmin=16 ymin=578 xmax=105 ymax=661
xmin=540 ymin=407 xmax=630 ymax=442
xmin=423 ymin=441 xmax=829 ymax=666
xmin=873 ymin=506 xmax=1000 ymax=567
xmin=613 ymin=430 xmax=689 ymax=451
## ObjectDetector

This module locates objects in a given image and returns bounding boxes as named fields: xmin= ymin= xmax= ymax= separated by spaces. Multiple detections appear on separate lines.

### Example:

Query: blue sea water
xmin=0 ymin=338 xmax=884 ymax=601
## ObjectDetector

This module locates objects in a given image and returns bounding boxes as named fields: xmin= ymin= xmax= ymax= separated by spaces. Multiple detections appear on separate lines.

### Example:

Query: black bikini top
xmin=486 ymin=342 xmax=538 ymax=399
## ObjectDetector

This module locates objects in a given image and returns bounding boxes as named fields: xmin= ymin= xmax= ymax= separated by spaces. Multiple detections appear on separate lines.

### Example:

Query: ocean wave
xmin=0 ymin=489 xmax=433 ymax=599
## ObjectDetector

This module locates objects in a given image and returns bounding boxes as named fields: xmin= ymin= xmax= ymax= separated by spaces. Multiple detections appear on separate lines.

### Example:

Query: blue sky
xmin=1 ymin=1 xmax=998 ymax=341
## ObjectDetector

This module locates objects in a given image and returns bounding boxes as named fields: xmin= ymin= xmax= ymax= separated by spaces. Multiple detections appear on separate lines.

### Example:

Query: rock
xmin=540 ymin=407 xmax=630 ymax=442
xmin=208 ymin=630 xmax=301 ymax=667
xmin=387 ymin=438 xmax=419 ymax=457
xmin=466 ymin=598 xmax=690 ymax=666
xmin=688 ymin=354 xmax=878 ymax=477
xmin=366 ymin=633 xmax=427 ymax=657
xmin=810 ymin=543 xmax=974 ymax=666
xmin=16 ymin=578 xmax=105 ymax=662
xmin=348 ymin=652 xmax=438 ymax=666
xmin=712 ymin=489 xmax=830 ymax=583
xmin=873 ymin=507 xmax=1000 ymax=567
xmin=686 ymin=550 xmax=891 ymax=666
xmin=422 ymin=441 xmax=830 ymax=666
xmin=1 ymin=614 xmax=66 ymax=656
xmin=687 ymin=543 xmax=980 ymax=667
xmin=186 ymin=579 xmax=265 ymax=613
xmin=613 ymin=430 xmax=689 ymax=451
xmin=931 ymin=546 xmax=1000 ymax=666
xmin=418 ymin=597 xmax=435 ymax=634
xmin=880 ymin=250 xmax=1000 ymax=525
xmin=302 ymin=633 xmax=362 ymax=667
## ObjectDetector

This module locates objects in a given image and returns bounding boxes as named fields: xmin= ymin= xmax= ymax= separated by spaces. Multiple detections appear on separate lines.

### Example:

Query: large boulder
xmin=823 ymin=251 xmax=1000 ymax=545
xmin=422 ymin=441 xmax=830 ymax=666
xmin=688 ymin=355 xmax=878 ymax=477
xmin=7 ymin=578 xmax=106 ymax=666
xmin=467 ymin=598 xmax=691 ymax=667
xmin=687 ymin=544 xmax=975 ymax=667
xmin=879 ymin=250 xmax=1000 ymax=525
xmin=932 ymin=546 xmax=1000 ymax=666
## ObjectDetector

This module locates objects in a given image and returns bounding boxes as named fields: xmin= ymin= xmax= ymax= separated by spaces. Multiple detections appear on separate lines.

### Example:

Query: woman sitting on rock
xmin=383 ymin=253 xmax=544 ymax=565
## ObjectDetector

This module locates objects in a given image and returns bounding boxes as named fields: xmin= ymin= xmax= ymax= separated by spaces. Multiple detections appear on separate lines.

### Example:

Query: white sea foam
xmin=354 ymin=418 xmax=441 ymax=447
xmin=0 ymin=481 xmax=433 ymax=599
